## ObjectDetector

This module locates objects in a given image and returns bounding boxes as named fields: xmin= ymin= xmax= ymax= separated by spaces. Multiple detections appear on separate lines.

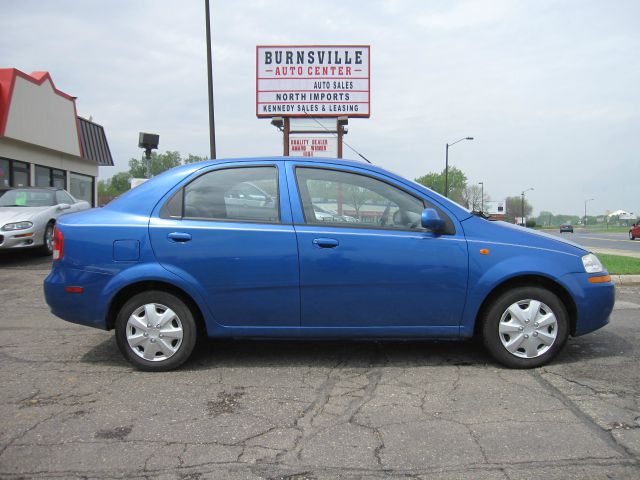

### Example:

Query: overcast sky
xmin=2 ymin=0 xmax=638 ymax=215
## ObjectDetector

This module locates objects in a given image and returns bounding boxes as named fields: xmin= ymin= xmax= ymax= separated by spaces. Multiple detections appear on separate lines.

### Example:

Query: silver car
xmin=0 ymin=187 xmax=90 ymax=255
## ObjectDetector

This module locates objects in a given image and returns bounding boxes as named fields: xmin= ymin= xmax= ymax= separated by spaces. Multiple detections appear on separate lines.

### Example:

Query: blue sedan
xmin=44 ymin=157 xmax=615 ymax=371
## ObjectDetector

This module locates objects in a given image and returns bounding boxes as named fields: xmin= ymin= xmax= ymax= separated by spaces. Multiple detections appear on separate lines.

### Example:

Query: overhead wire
xmin=299 ymin=111 xmax=372 ymax=163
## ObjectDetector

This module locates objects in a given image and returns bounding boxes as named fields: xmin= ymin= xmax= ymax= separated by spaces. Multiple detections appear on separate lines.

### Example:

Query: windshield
xmin=0 ymin=189 xmax=56 ymax=207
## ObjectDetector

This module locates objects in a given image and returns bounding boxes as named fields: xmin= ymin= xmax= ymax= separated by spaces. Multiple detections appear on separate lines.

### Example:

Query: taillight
xmin=52 ymin=226 xmax=64 ymax=260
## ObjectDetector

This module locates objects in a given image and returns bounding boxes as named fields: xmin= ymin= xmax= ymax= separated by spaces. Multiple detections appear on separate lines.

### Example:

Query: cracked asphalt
xmin=1 ymin=251 xmax=639 ymax=479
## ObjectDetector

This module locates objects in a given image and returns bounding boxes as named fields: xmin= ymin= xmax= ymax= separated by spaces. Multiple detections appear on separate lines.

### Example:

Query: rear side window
xmin=163 ymin=167 xmax=280 ymax=223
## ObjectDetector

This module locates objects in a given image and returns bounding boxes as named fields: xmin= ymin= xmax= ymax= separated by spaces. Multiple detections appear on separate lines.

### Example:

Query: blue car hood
xmin=462 ymin=216 xmax=589 ymax=256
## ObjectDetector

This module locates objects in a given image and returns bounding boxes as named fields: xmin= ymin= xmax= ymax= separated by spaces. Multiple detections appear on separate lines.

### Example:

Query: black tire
xmin=115 ymin=290 xmax=197 ymax=371
xmin=481 ymin=286 xmax=569 ymax=368
xmin=631 ymin=232 xmax=635 ymax=241
xmin=38 ymin=222 xmax=55 ymax=256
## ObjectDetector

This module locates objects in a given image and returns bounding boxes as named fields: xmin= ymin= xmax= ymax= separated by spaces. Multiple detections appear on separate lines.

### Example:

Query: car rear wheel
xmin=115 ymin=291 xmax=197 ymax=371
xmin=631 ymin=231 xmax=636 ymax=240
xmin=481 ymin=286 xmax=569 ymax=368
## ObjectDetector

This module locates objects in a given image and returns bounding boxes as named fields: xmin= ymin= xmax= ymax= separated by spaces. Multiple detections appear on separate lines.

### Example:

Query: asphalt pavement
xmin=0 ymin=252 xmax=639 ymax=478
xmin=547 ymin=230 xmax=640 ymax=258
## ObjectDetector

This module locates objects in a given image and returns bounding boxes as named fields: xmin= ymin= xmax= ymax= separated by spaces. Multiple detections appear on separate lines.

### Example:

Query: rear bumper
xmin=561 ymin=272 xmax=615 ymax=336
xmin=44 ymin=266 xmax=112 ymax=330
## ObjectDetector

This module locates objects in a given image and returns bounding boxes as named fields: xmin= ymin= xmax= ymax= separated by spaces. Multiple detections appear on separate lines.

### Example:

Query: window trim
xmin=161 ymin=165 xmax=283 ymax=225
xmin=293 ymin=166 xmax=456 ymax=234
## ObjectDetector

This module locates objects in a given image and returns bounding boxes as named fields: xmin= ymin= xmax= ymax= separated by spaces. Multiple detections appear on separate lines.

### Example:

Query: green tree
xmin=505 ymin=196 xmax=533 ymax=224
xmin=184 ymin=154 xmax=207 ymax=164
xmin=97 ymin=171 xmax=132 ymax=197
xmin=110 ymin=171 xmax=133 ymax=194
xmin=415 ymin=166 xmax=467 ymax=204
xmin=128 ymin=150 xmax=182 ymax=178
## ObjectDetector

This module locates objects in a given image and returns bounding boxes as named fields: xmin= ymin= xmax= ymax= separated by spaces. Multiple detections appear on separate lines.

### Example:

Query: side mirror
xmin=58 ymin=203 xmax=71 ymax=211
xmin=421 ymin=208 xmax=444 ymax=232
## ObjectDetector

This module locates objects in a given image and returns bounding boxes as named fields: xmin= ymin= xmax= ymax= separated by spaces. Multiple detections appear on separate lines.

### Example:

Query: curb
xmin=612 ymin=275 xmax=640 ymax=286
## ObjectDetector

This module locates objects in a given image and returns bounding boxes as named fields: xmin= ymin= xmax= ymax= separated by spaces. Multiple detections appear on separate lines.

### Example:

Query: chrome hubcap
xmin=126 ymin=303 xmax=183 ymax=362
xmin=45 ymin=226 xmax=54 ymax=251
xmin=498 ymin=299 xmax=558 ymax=358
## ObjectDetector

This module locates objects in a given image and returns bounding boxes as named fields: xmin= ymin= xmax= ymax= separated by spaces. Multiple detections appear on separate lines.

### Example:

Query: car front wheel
xmin=631 ymin=231 xmax=636 ymax=240
xmin=115 ymin=291 xmax=197 ymax=371
xmin=39 ymin=222 xmax=55 ymax=255
xmin=481 ymin=286 xmax=569 ymax=368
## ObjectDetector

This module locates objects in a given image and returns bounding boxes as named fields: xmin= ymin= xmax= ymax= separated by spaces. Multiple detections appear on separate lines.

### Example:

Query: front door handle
xmin=167 ymin=232 xmax=192 ymax=243
xmin=313 ymin=238 xmax=339 ymax=248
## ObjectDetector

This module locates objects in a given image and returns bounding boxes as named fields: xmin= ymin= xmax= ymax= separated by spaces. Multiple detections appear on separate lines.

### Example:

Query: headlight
xmin=582 ymin=253 xmax=604 ymax=273
xmin=2 ymin=221 xmax=33 ymax=231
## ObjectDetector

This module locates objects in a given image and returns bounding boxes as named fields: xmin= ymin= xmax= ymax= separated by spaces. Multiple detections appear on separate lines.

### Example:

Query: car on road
xmin=0 ymin=187 xmax=90 ymax=255
xmin=629 ymin=224 xmax=640 ymax=240
xmin=44 ymin=157 xmax=615 ymax=371
xmin=560 ymin=223 xmax=574 ymax=233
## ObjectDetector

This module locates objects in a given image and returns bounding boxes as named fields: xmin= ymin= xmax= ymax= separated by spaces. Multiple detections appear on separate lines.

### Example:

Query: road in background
xmin=547 ymin=231 xmax=640 ymax=258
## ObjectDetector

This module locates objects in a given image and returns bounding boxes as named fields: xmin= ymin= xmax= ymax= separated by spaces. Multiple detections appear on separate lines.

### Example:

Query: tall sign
xmin=256 ymin=45 xmax=370 ymax=118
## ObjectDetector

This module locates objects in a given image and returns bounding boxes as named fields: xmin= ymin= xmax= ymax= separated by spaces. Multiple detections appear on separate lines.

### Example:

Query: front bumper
xmin=0 ymin=225 xmax=41 ymax=249
xmin=561 ymin=272 xmax=615 ymax=336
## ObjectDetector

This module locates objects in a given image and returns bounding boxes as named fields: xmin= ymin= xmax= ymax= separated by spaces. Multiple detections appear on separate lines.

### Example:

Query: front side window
xmin=55 ymin=190 xmax=75 ymax=205
xmin=182 ymin=167 xmax=279 ymax=223
xmin=295 ymin=167 xmax=426 ymax=230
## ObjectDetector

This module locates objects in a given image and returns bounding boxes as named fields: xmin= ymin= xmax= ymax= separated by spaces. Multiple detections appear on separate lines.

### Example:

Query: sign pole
xmin=283 ymin=118 xmax=290 ymax=156
xmin=337 ymin=120 xmax=343 ymax=159
xmin=337 ymin=118 xmax=344 ymax=215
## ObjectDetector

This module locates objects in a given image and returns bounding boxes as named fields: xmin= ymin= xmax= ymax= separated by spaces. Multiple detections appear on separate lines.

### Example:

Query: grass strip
xmin=597 ymin=253 xmax=640 ymax=275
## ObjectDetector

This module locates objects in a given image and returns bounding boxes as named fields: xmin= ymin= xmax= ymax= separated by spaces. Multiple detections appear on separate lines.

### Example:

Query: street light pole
xmin=444 ymin=136 xmax=474 ymax=198
xmin=584 ymin=198 xmax=594 ymax=227
xmin=205 ymin=0 xmax=217 ymax=159
xmin=479 ymin=182 xmax=484 ymax=212
xmin=521 ymin=187 xmax=534 ymax=226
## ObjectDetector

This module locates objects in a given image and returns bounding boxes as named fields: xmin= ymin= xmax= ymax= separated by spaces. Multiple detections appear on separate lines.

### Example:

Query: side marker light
xmin=588 ymin=275 xmax=611 ymax=284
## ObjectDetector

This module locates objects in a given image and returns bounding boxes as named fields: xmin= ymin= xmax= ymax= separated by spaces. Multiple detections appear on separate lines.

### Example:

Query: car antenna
xmin=302 ymin=111 xmax=372 ymax=163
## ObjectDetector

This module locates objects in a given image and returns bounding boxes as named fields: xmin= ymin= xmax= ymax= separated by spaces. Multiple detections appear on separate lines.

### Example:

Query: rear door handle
xmin=167 ymin=232 xmax=192 ymax=243
xmin=313 ymin=238 xmax=339 ymax=248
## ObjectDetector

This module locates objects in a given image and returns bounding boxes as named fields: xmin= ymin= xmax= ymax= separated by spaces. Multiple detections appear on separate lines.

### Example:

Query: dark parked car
xmin=559 ymin=224 xmax=574 ymax=233
xmin=44 ymin=157 xmax=615 ymax=371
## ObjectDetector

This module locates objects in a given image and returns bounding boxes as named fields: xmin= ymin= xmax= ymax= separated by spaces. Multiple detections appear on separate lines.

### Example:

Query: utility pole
xmin=205 ymin=0 xmax=216 ymax=159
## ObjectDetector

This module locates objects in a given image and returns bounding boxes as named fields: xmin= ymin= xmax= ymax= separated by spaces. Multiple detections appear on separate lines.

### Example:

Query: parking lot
xmin=0 ymin=253 xmax=639 ymax=479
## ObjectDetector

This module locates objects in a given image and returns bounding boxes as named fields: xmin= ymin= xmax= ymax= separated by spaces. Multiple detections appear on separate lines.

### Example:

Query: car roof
xmin=103 ymin=156 xmax=473 ymax=221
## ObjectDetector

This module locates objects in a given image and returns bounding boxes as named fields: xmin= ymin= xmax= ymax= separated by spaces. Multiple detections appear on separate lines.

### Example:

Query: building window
xmin=35 ymin=165 xmax=50 ymax=187
xmin=34 ymin=165 xmax=67 ymax=189
xmin=0 ymin=159 xmax=9 ymax=188
xmin=52 ymin=169 xmax=66 ymax=189
xmin=11 ymin=161 xmax=29 ymax=187
xmin=70 ymin=172 xmax=94 ymax=205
